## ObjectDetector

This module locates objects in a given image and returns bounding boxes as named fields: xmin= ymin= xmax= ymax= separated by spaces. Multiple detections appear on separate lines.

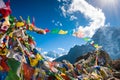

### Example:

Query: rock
xmin=75 ymin=50 xmax=112 ymax=66
xmin=107 ymin=77 xmax=120 ymax=80
xmin=113 ymin=72 xmax=120 ymax=79
xmin=112 ymin=59 xmax=120 ymax=71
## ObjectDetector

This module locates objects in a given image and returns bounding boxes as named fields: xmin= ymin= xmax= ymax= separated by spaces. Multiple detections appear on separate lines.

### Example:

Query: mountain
xmin=92 ymin=27 xmax=120 ymax=59
xmin=42 ymin=51 xmax=67 ymax=61
xmin=55 ymin=45 xmax=95 ymax=63
xmin=55 ymin=27 xmax=120 ymax=63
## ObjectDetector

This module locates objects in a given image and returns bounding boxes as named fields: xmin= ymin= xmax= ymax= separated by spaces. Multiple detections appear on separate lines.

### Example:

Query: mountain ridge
xmin=55 ymin=27 xmax=120 ymax=63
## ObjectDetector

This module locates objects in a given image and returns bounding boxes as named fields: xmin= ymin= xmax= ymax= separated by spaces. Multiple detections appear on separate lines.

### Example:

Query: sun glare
xmin=96 ymin=0 xmax=119 ymax=15
xmin=99 ymin=0 xmax=118 ymax=7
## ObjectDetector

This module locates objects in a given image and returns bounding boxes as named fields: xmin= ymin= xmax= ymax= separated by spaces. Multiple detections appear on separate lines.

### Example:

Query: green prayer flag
xmin=27 ymin=16 xmax=30 ymax=24
xmin=6 ymin=58 xmax=20 ymax=80
xmin=9 ymin=16 xmax=15 ymax=23
xmin=83 ymin=37 xmax=90 ymax=41
xmin=5 ymin=70 xmax=20 ymax=80
xmin=94 ymin=44 xmax=99 ymax=48
xmin=51 ymin=29 xmax=60 ymax=34
xmin=7 ymin=58 xmax=20 ymax=73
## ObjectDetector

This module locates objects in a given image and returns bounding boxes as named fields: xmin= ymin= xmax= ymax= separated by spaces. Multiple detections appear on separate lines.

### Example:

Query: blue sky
xmin=8 ymin=0 xmax=120 ymax=53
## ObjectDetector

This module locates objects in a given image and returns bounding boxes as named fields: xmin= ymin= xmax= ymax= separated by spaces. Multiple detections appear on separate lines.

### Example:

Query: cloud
xmin=41 ymin=51 xmax=54 ymax=61
xmin=57 ymin=0 xmax=61 ymax=2
xmin=70 ymin=15 xmax=77 ymax=20
xmin=58 ymin=48 xmax=65 ymax=51
xmin=41 ymin=50 xmax=67 ymax=61
xmin=43 ymin=55 xmax=55 ymax=61
xmin=60 ymin=6 xmax=67 ymax=17
xmin=55 ymin=21 xmax=63 ymax=26
xmin=57 ymin=0 xmax=69 ymax=2
xmin=52 ymin=20 xmax=63 ymax=27
xmin=42 ymin=51 xmax=48 ymax=55
xmin=59 ymin=0 xmax=106 ymax=38
xmin=52 ymin=20 xmax=55 ymax=23
xmin=36 ymin=47 xmax=42 ymax=51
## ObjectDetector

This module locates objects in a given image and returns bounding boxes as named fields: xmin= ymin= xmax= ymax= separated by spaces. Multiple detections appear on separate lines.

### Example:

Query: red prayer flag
xmin=45 ymin=28 xmax=50 ymax=33
xmin=0 ymin=0 xmax=11 ymax=17
xmin=23 ymin=63 xmax=35 ymax=80
xmin=0 ymin=55 xmax=10 ymax=72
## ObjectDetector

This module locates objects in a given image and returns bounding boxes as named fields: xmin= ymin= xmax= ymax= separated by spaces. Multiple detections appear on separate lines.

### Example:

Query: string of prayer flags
xmin=83 ymin=37 xmax=101 ymax=49
xmin=51 ymin=29 xmax=68 ymax=35
xmin=73 ymin=31 xmax=84 ymax=38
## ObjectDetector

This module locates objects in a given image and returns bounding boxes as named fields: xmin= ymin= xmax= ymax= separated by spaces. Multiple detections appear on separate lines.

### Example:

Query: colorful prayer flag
xmin=23 ymin=63 xmax=35 ymax=80
xmin=51 ymin=29 xmax=59 ymax=34
xmin=58 ymin=29 xmax=68 ymax=35
xmin=16 ymin=22 xmax=24 ymax=27
xmin=94 ymin=44 xmax=99 ymax=48
xmin=0 ymin=0 xmax=11 ymax=17
xmin=83 ymin=37 xmax=91 ymax=42
xmin=0 ymin=0 xmax=6 ymax=9
xmin=27 ymin=16 xmax=30 ymax=24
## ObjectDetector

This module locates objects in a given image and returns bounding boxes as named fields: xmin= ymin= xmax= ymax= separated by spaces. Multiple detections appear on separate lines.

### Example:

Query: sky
xmin=5 ymin=0 xmax=120 ymax=54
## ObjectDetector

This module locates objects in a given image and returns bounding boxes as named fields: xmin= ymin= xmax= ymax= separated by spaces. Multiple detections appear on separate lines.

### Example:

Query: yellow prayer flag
xmin=29 ymin=58 xmax=38 ymax=67
xmin=36 ymin=54 xmax=43 ymax=60
xmin=29 ymin=25 xmax=34 ymax=31
xmin=9 ymin=32 xmax=13 ymax=37
xmin=3 ymin=16 xmax=10 ymax=26
xmin=0 ymin=48 xmax=8 ymax=55
xmin=58 ymin=30 xmax=68 ymax=35
xmin=29 ymin=54 xmax=43 ymax=67
xmin=16 ymin=22 xmax=24 ymax=27
xmin=94 ymin=44 xmax=99 ymax=49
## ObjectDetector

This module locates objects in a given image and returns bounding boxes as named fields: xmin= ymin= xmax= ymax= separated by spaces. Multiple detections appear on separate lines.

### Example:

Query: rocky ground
xmin=75 ymin=50 xmax=120 ymax=80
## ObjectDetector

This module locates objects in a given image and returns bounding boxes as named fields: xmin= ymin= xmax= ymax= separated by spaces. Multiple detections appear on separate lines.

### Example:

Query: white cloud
xmin=52 ymin=20 xmax=63 ymax=27
xmin=59 ymin=23 xmax=63 ymax=26
xmin=105 ymin=23 xmax=110 ymax=27
xmin=58 ymin=48 xmax=65 ymax=51
xmin=41 ymin=50 xmax=67 ymax=61
xmin=52 ymin=20 xmax=55 ymax=23
xmin=57 ymin=0 xmax=61 ymax=2
xmin=36 ymin=47 xmax=42 ymax=51
xmin=70 ymin=15 xmax=77 ymax=20
xmin=41 ymin=51 xmax=56 ymax=61
xmin=60 ymin=6 xmax=67 ymax=17
xmin=60 ymin=0 xmax=106 ymax=38
xmin=42 ymin=51 xmax=48 ymax=54
xmin=57 ymin=0 xmax=69 ymax=2
xmin=44 ymin=56 xmax=55 ymax=61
